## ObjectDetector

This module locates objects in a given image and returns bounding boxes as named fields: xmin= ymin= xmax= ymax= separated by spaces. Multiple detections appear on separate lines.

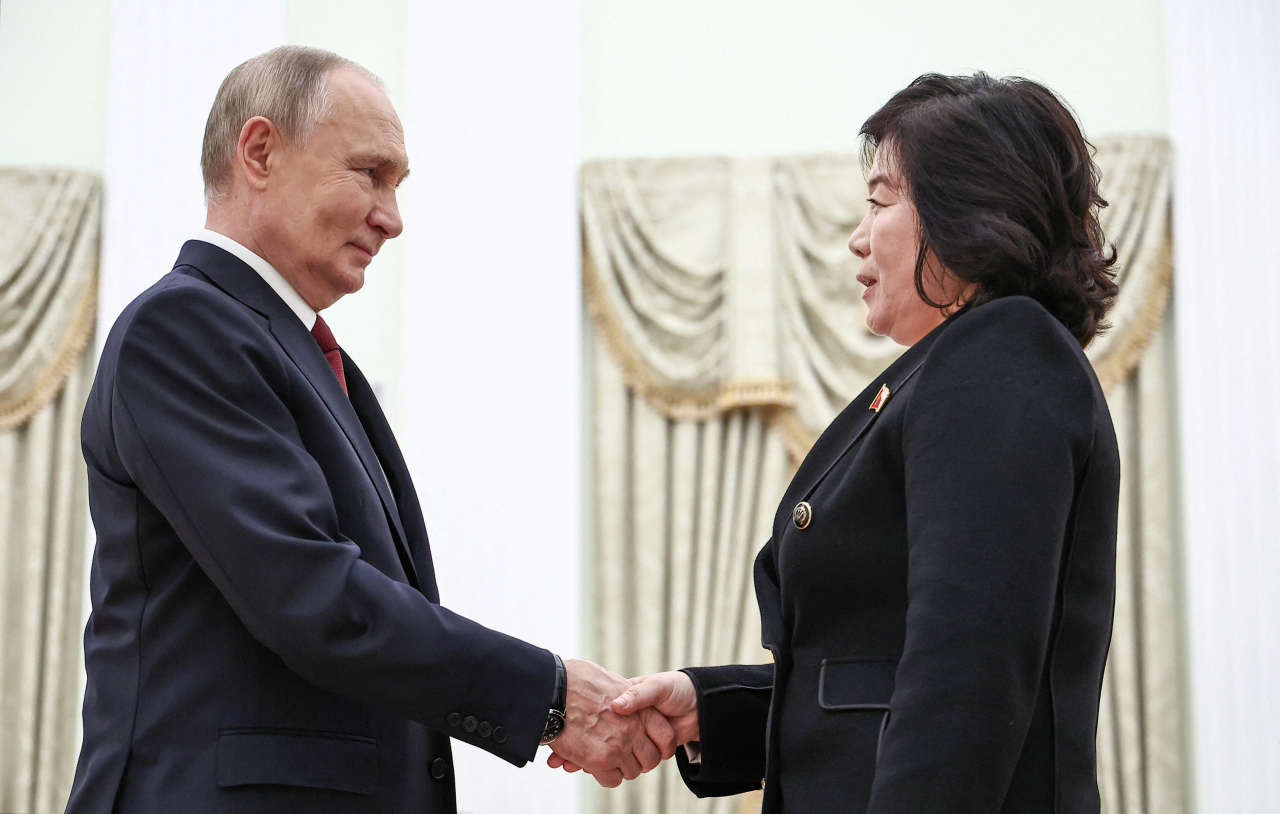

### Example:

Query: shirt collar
xmin=194 ymin=229 xmax=318 ymax=330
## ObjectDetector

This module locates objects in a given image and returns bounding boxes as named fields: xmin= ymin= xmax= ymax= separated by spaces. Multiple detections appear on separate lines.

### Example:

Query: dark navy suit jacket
xmin=67 ymin=241 xmax=555 ymax=813
xmin=676 ymin=297 xmax=1120 ymax=813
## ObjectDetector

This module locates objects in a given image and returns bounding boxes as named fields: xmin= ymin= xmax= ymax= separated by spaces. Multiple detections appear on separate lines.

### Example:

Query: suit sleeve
xmin=110 ymin=285 xmax=554 ymax=766
xmin=867 ymin=299 xmax=1097 ymax=812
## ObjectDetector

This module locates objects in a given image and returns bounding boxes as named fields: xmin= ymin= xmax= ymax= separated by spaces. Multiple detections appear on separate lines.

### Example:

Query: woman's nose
xmin=849 ymin=217 xmax=869 ymax=259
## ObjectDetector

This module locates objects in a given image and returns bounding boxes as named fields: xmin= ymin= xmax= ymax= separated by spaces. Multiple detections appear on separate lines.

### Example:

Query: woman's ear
xmin=920 ymin=247 xmax=973 ymax=313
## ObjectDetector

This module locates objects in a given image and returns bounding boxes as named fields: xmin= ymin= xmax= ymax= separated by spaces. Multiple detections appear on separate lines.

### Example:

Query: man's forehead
xmin=319 ymin=71 xmax=408 ymax=164
xmin=327 ymin=69 xmax=402 ymax=130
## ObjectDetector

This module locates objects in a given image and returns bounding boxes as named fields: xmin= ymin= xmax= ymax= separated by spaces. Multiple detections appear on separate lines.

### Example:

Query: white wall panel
xmin=402 ymin=2 xmax=583 ymax=813
xmin=100 ymin=1 xmax=286 ymax=333
xmin=1167 ymin=1 xmax=1280 ymax=811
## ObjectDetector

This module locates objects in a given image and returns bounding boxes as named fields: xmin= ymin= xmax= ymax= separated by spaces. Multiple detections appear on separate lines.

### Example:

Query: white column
xmin=1167 ymin=1 xmax=1280 ymax=811
xmin=100 ymin=1 xmax=286 ymax=332
xmin=401 ymin=2 xmax=583 ymax=813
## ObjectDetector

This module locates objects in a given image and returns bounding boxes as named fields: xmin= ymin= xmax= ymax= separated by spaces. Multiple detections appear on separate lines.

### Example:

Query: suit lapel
xmin=344 ymin=354 xmax=439 ymax=602
xmin=179 ymin=241 xmax=421 ymax=590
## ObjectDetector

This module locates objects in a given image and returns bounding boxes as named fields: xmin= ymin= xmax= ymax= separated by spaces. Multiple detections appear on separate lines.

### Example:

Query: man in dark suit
xmin=67 ymin=46 xmax=668 ymax=813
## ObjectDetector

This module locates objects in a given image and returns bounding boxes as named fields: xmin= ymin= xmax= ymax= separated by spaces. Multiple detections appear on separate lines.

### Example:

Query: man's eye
xmin=362 ymin=168 xmax=376 ymax=177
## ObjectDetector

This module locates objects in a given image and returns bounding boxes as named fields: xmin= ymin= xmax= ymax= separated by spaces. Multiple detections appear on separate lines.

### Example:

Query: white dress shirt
xmin=194 ymin=229 xmax=317 ymax=331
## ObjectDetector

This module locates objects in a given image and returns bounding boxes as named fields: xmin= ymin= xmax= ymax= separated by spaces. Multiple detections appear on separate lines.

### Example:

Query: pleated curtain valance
xmin=0 ymin=168 xmax=101 ymax=431
xmin=582 ymin=135 xmax=1172 ymax=460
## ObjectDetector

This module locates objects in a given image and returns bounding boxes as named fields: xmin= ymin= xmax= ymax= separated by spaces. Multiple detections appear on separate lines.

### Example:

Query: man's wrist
xmin=540 ymin=653 xmax=567 ymax=745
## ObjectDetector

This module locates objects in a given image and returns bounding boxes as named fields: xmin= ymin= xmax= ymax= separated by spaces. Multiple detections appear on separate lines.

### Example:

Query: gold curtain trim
xmin=0 ymin=267 xmax=97 ymax=432
xmin=1092 ymin=223 xmax=1174 ymax=395
xmin=583 ymin=238 xmax=795 ymax=422
xmin=761 ymin=406 xmax=817 ymax=462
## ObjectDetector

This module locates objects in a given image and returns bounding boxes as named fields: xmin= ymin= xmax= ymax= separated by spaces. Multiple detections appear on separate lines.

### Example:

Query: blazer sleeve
xmin=109 ymin=284 xmax=554 ymax=766
xmin=675 ymin=664 xmax=773 ymax=797
xmin=675 ymin=538 xmax=779 ymax=796
xmin=867 ymin=298 xmax=1098 ymax=812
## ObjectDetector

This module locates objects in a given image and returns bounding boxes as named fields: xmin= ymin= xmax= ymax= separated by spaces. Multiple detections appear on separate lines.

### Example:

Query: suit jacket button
xmin=478 ymin=721 xmax=493 ymax=738
xmin=492 ymin=726 xmax=506 ymax=744
xmin=431 ymin=758 xmax=448 ymax=780
xmin=463 ymin=716 xmax=478 ymax=733
xmin=447 ymin=713 xmax=462 ymax=728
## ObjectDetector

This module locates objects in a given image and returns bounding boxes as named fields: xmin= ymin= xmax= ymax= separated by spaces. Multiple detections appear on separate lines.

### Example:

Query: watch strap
xmin=552 ymin=654 xmax=567 ymax=715
xmin=540 ymin=654 xmax=568 ymax=745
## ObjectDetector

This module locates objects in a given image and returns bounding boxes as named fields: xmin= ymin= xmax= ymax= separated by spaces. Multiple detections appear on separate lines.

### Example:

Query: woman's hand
xmin=612 ymin=672 xmax=699 ymax=745
xmin=547 ymin=671 xmax=699 ymax=776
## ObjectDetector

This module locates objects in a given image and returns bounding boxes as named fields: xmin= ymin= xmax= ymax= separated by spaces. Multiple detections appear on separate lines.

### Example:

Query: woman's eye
xmin=866 ymin=197 xmax=881 ymax=209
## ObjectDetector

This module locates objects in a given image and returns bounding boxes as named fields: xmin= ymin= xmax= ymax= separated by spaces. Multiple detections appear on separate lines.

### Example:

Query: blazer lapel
xmin=179 ymin=241 xmax=421 ymax=590
xmin=771 ymin=324 xmax=945 ymax=543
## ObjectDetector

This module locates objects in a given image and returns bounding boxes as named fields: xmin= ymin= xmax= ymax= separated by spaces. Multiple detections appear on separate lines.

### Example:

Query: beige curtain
xmin=583 ymin=137 xmax=1184 ymax=814
xmin=590 ymin=344 xmax=787 ymax=814
xmin=1097 ymin=317 xmax=1187 ymax=814
xmin=0 ymin=168 xmax=100 ymax=814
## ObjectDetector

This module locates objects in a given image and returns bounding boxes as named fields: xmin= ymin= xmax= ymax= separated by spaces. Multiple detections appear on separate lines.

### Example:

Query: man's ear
xmin=237 ymin=116 xmax=279 ymax=192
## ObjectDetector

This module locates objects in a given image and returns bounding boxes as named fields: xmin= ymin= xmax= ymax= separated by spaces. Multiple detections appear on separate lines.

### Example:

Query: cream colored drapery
xmin=583 ymin=136 xmax=1184 ymax=814
xmin=0 ymin=168 xmax=100 ymax=814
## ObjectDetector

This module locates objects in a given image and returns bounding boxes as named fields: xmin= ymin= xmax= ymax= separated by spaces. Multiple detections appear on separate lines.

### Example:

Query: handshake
xmin=547 ymin=660 xmax=700 ymax=788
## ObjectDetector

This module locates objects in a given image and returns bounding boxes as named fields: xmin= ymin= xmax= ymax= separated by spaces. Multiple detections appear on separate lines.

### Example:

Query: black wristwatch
xmin=540 ymin=654 xmax=567 ymax=745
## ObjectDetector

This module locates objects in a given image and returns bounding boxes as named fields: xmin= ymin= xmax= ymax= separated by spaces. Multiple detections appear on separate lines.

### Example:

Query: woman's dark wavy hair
xmin=860 ymin=73 xmax=1118 ymax=346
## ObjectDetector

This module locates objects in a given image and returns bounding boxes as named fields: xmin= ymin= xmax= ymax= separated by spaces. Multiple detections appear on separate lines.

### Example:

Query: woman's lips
xmin=857 ymin=273 xmax=877 ymax=298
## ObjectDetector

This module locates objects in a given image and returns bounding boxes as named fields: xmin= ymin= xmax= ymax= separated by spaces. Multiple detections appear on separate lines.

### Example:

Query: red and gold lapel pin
xmin=869 ymin=384 xmax=891 ymax=413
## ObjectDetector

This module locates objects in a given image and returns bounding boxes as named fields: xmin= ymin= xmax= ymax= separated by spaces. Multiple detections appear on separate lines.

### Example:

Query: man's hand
xmin=547 ymin=670 xmax=700 ymax=783
xmin=547 ymin=660 xmax=678 ymax=788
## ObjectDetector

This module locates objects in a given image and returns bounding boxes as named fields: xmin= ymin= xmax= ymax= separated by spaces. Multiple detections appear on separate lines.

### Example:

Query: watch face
xmin=540 ymin=710 xmax=567 ymax=745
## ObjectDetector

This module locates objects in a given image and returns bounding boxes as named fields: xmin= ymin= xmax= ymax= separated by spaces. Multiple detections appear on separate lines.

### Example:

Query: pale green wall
xmin=286 ymin=0 xmax=409 ymax=430
xmin=581 ymin=0 xmax=1169 ymax=159
xmin=0 ymin=0 xmax=110 ymax=170
xmin=0 ymin=0 xmax=1171 ymax=431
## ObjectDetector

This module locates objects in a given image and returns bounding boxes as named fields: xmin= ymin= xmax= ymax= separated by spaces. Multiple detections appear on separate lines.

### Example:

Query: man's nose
xmin=371 ymin=193 xmax=404 ymax=239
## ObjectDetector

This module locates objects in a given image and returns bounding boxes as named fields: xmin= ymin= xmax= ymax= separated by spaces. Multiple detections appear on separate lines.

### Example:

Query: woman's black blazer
xmin=676 ymin=296 xmax=1120 ymax=814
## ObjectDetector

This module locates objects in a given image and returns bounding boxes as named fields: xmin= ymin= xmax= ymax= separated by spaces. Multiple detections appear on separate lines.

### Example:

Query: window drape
xmin=0 ymin=168 xmax=99 ymax=814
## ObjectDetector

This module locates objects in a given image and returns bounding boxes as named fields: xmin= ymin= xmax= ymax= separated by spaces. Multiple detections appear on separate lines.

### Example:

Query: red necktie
xmin=311 ymin=315 xmax=348 ymax=396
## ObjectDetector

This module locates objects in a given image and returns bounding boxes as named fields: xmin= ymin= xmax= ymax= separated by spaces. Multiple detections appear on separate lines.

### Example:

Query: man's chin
xmin=338 ymin=266 xmax=367 ymax=294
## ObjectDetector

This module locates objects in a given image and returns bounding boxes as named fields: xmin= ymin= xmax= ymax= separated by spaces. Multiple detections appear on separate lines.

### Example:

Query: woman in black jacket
xmin=558 ymin=73 xmax=1121 ymax=812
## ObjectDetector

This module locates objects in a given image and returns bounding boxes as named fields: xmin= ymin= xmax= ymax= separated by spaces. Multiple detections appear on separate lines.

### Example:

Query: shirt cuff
xmin=683 ymin=741 xmax=702 ymax=764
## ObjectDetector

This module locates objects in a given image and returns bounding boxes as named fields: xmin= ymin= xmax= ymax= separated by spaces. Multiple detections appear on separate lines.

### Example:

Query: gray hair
xmin=200 ymin=45 xmax=382 ymax=205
